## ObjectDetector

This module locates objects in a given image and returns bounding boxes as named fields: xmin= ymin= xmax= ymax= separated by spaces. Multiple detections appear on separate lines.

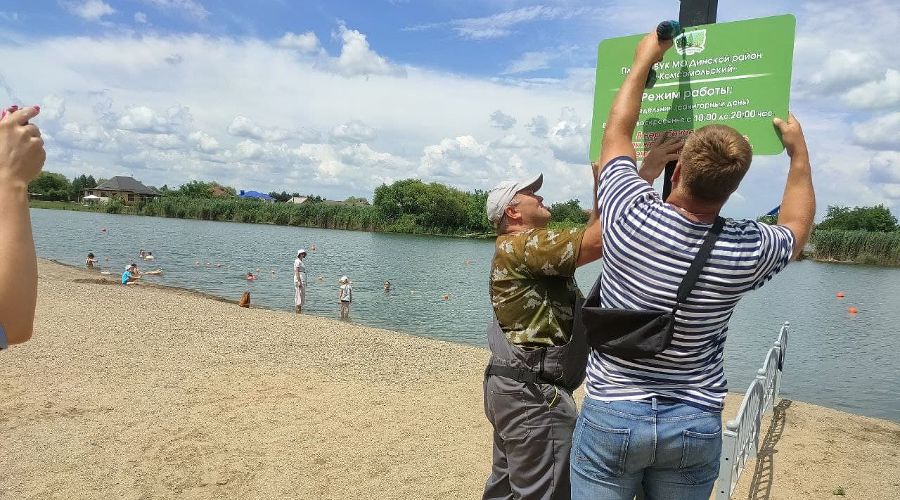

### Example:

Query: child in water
xmin=338 ymin=276 xmax=352 ymax=320
xmin=86 ymin=252 xmax=98 ymax=268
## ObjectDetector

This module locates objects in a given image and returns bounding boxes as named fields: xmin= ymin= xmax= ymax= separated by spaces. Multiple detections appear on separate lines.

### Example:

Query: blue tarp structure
xmin=765 ymin=205 xmax=780 ymax=216
xmin=238 ymin=190 xmax=274 ymax=201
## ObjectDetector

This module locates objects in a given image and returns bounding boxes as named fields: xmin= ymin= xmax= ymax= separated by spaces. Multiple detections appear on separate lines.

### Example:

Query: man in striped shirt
xmin=569 ymin=29 xmax=815 ymax=499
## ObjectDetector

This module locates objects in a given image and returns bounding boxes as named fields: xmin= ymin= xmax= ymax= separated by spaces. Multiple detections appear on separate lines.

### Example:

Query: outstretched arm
xmin=774 ymin=113 xmax=815 ymax=260
xmin=598 ymin=30 xmax=673 ymax=172
xmin=0 ymin=106 xmax=46 ymax=346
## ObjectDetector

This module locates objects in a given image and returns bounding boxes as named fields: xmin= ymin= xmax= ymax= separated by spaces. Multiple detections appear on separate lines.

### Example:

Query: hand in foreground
xmin=634 ymin=28 xmax=674 ymax=67
xmin=0 ymin=105 xmax=45 ymax=190
xmin=773 ymin=113 xmax=807 ymax=157
xmin=639 ymin=132 xmax=684 ymax=183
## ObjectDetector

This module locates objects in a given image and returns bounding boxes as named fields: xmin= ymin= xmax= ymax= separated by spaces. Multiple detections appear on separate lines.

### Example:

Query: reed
xmin=810 ymin=230 xmax=900 ymax=266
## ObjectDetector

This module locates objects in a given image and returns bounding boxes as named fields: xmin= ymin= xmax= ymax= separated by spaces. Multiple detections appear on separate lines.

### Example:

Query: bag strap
xmin=673 ymin=216 xmax=726 ymax=311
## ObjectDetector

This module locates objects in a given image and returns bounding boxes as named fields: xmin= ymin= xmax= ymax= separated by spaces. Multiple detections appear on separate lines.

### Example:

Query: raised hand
xmin=639 ymin=132 xmax=684 ymax=183
xmin=0 ymin=106 xmax=45 ymax=189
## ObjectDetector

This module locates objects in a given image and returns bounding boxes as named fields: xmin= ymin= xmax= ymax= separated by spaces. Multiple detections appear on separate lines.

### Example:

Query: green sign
xmin=589 ymin=14 xmax=795 ymax=161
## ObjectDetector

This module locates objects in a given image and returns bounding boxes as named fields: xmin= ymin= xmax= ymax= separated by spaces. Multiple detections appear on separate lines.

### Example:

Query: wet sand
xmin=0 ymin=260 xmax=897 ymax=499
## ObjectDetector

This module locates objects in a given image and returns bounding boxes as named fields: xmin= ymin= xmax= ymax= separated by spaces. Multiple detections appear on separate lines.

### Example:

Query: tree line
xmin=28 ymin=172 xmax=589 ymax=237
xmin=758 ymin=204 xmax=900 ymax=266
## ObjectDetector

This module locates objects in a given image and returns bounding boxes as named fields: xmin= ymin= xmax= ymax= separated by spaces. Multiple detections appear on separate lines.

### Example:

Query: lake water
xmin=31 ymin=208 xmax=900 ymax=422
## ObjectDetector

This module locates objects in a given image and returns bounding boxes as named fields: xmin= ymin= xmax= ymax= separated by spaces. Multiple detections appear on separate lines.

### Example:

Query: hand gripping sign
xmin=589 ymin=14 xmax=796 ymax=161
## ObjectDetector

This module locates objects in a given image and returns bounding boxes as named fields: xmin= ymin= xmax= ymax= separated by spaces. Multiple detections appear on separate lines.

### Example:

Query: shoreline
xmin=29 ymin=203 xmax=498 ymax=240
xmin=1 ymin=260 xmax=897 ymax=498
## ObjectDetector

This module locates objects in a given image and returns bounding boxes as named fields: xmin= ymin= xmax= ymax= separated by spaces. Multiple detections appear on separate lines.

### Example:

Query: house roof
xmin=239 ymin=190 xmax=274 ymax=200
xmin=92 ymin=176 xmax=160 ymax=195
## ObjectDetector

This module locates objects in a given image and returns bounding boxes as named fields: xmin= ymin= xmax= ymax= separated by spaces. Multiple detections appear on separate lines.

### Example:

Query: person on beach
xmin=122 ymin=264 xmax=140 ymax=285
xmin=569 ymin=28 xmax=814 ymax=500
xmin=338 ymin=276 xmax=352 ymax=320
xmin=293 ymin=249 xmax=307 ymax=314
xmin=86 ymin=253 xmax=98 ymax=268
xmin=0 ymin=105 xmax=45 ymax=350
xmin=481 ymin=132 xmax=681 ymax=499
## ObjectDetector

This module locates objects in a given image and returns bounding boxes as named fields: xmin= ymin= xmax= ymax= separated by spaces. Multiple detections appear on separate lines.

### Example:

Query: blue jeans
xmin=570 ymin=397 xmax=722 ymax=500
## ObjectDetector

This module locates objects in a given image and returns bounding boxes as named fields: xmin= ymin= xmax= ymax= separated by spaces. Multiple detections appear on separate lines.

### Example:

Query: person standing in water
xmin=293 ymin=249 xmax=307 ymax=314
xmin=338 ymin=276 xmax=352 ymax=320
xmin=86 ymin=253 xmax=98 ymax=268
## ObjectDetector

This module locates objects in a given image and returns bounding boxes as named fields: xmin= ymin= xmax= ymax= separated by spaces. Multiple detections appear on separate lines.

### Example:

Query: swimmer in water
xmin=86 ymin=252 xmax=98 ymax=268
xmin=246 ymin=272 xmax=256 ymax=281
xmin=383 ymin=280 xmax=391 ymax=292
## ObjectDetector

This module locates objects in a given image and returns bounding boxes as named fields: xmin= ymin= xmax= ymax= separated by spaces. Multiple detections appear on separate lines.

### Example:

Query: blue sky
xmin=1 ymin=0 xmax=898 ymax=219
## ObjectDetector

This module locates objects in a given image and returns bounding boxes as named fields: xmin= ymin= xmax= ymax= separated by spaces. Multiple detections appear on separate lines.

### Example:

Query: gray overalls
xmin=482 ymin=298 xmax=589 ymax=500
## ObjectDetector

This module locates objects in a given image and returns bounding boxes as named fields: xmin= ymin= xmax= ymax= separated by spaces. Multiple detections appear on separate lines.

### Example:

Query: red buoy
xmin=848 ymin=307 xmax=858 ymax=314
xmin=836 ymin=292 xmax=845 ymax=298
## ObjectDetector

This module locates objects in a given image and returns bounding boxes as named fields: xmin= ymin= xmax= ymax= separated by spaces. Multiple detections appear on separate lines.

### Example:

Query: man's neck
xmin=666 ymin=192 xmax=722 ymax=224
xmin=501 ymin=222 xmax=540 ymax=235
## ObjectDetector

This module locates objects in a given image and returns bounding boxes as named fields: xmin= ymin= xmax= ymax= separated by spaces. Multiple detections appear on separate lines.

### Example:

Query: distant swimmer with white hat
xmin=293 ymin=249 xmax=308 ymax=314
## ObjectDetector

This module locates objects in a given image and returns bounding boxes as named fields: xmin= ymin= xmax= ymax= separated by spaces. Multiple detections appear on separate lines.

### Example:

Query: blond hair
xmin=679 ymin=125 xmax=752 ymax=203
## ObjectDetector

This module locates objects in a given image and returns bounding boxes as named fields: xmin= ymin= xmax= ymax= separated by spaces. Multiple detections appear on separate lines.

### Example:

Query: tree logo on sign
xmin=675 ymin=29 xmax=707 ymax=56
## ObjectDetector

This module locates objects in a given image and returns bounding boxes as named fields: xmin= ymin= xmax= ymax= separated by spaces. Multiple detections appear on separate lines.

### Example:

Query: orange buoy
xmin=848 ymin=307 xmax=858 ymax=314
xmin=836 ymin=292 xmax=845 ymax=298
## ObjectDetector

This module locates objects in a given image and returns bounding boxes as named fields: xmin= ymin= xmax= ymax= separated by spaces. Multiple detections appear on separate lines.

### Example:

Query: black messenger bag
xmin=580 ymin=216 xmax=725 ymax=359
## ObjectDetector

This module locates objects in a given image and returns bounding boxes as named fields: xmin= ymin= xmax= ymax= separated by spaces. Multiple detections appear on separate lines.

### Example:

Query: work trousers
xmin=482 ymin=374 xmax=578 ymax=500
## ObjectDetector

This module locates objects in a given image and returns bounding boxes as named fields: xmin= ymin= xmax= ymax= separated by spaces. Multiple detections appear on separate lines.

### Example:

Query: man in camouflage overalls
xmin=482 ymin=139 xmax=681 ymax=499
xmin=481 ymin=172 xmax=601 ymax=500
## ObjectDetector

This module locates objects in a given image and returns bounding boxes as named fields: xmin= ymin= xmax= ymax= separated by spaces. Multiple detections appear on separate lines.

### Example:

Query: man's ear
xmin=671 ymin=161 xmax=682 ymax=187
xmin=504 ymin=204 xmax=521 ymax=223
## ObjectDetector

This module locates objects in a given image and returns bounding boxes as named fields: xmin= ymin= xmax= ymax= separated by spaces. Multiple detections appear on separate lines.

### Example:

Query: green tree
xmin=28 ymin=171 xmax=71 ymax=201
xmin=816 ymin=205 xmax=898 ymax=232
xmin=549 ymin=199 xmax=589 ymax=225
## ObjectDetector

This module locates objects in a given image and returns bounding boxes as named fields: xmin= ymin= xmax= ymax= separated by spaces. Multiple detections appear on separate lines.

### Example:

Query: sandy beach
xmin=0 ymin=260 xmax=897 ymax=499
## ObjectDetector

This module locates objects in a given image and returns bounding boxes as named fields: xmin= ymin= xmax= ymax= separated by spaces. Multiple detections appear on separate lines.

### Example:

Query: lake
xmin=31 ymin=208 xmax=900 ymax=422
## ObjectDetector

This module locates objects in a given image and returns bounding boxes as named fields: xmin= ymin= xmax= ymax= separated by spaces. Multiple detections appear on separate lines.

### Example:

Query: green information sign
xmin=589 ymin=14 xmax=795 ymax=161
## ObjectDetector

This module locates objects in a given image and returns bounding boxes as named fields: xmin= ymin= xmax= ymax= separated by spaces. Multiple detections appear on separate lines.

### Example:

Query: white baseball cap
xmin=485 ymin=173 xmax=543 ymax=225
xmin=297 ymin=248 xmax=307 ymax=256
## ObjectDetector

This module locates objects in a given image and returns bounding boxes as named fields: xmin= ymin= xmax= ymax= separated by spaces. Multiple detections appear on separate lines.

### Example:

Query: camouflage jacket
xmin=490 ymin=227 xmax=585 ymax=349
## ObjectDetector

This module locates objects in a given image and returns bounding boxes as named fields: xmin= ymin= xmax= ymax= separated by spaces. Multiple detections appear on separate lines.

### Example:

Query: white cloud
xmin=869 ymin=151 xmax=900 ymax=184
xmin=277 ymin=31 xmax=321 ymax=54
xmin=226 ymin=116 xmax=290 ymax=142
xmin=489 ymin=110 xmax=516 ymax=130
xmin=144 ymin=0 xmax=208 ymax=21
xmin=546 ymin=107 xmax=589 ymax=164
xmin=447 ymin=6 xmax=586 ymax=40
xmin=63 ymin=0 xmax=115 ymax=22
xmin=331 ymin=120 xmax=376 ymax=143
xmin=188 ymin=130 xmax=220 ymax=153
xmin=330 ymin=25 xmax=405 ymax=78
xmin=234 ymin=139 xmax=263 ymax=160
xmin=134 ymin=12 xmax=148 ymax=24
xmin=525 ymin=115 xmax=549 ymax=137
xmin=844 ymin=69 xmax=900 ymax=109
xmin=40 ymin=94 xmax=67 ymax=122
xmin=503 ymin=51 xmax=555 ymax=75
xmin=116 ymin=105 xmax=192 ymax=133
xmin=852 ymin=112 xmax=900 ymax=151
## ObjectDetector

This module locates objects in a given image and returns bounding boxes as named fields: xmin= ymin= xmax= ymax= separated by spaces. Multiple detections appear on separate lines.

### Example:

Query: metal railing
xmin=715 ymin=321 xmax=789 ymax=500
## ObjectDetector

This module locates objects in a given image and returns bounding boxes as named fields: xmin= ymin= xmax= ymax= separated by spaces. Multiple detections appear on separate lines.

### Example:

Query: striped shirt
xmin=585 ymin=157 xmax=794 ymax=411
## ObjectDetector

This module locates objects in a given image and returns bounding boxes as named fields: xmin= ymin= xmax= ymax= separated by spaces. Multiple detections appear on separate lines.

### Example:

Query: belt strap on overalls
xmin=485 ymin=361 xmax=550 ymax=384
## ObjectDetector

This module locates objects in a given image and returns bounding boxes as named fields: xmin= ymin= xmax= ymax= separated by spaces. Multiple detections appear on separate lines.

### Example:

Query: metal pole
xmin=662 ymin=0 xmax=719 ymax=200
